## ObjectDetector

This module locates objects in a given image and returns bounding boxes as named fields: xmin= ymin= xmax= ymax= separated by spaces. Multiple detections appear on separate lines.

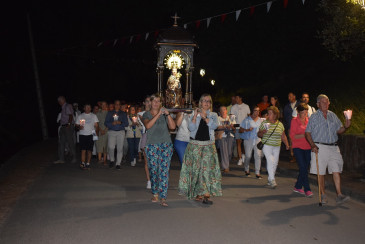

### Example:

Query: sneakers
xmin=131 ymin=159 xmax=136 ymax=167
xmin=109 ymin=161 xmax=114 ymax=168
xmin=116 ymin=165 xmax=121 ymax=170
xmin=336 ymin=194 xmax=350 ymax=205
xmin=305 ymin=191 xmax=313 ymax=198
xmin=237 ymin=159 xmax=243 ymax=166
xmin=54 ymin=160 xmax=65 ymax=164
xmin=146 ymin=180 xmax=151 ymax=189
xmin=267 ymin=180 xmax=277 ymax=188
xmin=80 ymin=162 xmax=85 ymax=169
xmin=244 ymin=171 xmax=251 ymax=177
xmin=293 ymin=188 xmax=305 ymax=195
xmin=321 ymin=194 xmax=328 ymax=204
xmin=256 ymin=175 xmax=263 ymax=179
xmin=85 ymin=163 xmax=90 ymax=170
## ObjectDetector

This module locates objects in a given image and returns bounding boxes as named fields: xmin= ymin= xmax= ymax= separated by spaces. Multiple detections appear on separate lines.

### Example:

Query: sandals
xmin=160 ymin=199 xmax=168 ymax=207
xmin=202 ymin=196 xmax=213 ymax=205
xmin=195 ymin=196 xmax=203 ymax=202
xmin=151 ymin=194 xmax=159 ymax=203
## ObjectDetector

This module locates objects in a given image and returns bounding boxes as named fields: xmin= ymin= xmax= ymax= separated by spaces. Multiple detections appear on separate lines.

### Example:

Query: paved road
xmin=1 ymin=153 xmax=365 ymax=244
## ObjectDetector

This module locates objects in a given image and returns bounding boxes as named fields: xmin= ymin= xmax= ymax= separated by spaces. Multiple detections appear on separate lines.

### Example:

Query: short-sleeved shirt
xmin=259 ymin=120 xmax=285 ymax=147
xmin=76 ymin=113 xmax=99 ymax=136
xmin=290 ymin=117 xmax=311 ymax=150
xmin=218 ymin=116 xmax=236 ymax=138
xmin=143 ymin=111 xmax=171 ymax=144
xmin=305 ymin=110 xmax=342 ymax=144
xmin=60 ymin=103 xmax=74 ymax=125
xmin=230 ymin=103 xmax=250 ymax=124
xmin=240 ymin=116 xmax=262 ymax=140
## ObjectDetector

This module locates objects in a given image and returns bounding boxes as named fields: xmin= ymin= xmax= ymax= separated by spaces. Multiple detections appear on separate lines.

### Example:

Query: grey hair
xmin=317 ymin=94 xmax=329 ymax=103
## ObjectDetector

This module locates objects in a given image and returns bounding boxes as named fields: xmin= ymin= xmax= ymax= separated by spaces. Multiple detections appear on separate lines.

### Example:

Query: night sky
xmin=2 ymin=0 xmax=365 ymax=160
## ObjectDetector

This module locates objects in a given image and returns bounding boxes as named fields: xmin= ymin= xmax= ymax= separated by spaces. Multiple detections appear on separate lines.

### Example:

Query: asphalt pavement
xmin=1 ymin=139 xmax=365 ymax=244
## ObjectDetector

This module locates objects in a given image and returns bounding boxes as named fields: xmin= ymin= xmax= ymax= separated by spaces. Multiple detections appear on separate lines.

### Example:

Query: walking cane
xmin=315 ymin=152 xmax=322 ymax=207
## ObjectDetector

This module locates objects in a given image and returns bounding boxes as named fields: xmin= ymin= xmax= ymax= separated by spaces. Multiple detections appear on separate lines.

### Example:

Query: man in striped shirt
xmin=305 ymin=94 xmax=351 ymax=205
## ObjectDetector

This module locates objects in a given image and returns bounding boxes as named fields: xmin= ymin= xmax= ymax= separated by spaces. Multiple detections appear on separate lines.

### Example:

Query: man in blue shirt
xmin=105 ymin=100 xmax=129 ymax=170
xmin=305 ymin=94 xmax=351 ymax=205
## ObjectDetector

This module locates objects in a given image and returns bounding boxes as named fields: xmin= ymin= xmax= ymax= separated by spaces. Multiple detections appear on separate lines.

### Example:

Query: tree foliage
xmin=318 ymin=0 xmax=365 ymax=61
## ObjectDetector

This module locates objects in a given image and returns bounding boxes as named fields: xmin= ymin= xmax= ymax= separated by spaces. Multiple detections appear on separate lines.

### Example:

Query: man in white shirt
xmin=230 ymin=94 xmax=251 ymax=165
xmin=292 ymin=92 xmax=316 ymax=117
xmin=76 ymin=104 xmax=99 ymax=169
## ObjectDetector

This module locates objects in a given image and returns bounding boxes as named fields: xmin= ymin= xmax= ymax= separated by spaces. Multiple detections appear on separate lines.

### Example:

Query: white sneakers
xmin=131 ymin=159 xmax=136 ymax=167
xmin=237 ymin=154 xmax=246 ymax=166
xmin=146 ymin=180 xmax=151 ymax=189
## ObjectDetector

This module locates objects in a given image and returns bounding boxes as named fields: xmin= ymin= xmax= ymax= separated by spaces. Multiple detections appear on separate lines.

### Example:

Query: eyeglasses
xmin=253 ymin=109 xmax=260 ymax=112
xmin=202 ymin=100 xmax=211 ymax=103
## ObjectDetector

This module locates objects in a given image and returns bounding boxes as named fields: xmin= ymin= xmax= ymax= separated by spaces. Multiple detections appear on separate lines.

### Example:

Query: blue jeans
xmin=174 ymin=139 xmax=189 ymax=165
xmin=293 ymin=148 xmax=312 ymax=191
xmin=127 ymin=138 xmax=140 ymax=161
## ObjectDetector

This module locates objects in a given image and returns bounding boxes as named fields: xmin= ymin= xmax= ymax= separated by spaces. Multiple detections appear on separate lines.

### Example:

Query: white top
xmin=292 ymin=105 xmax=316 ymax=118
xmin=218 ymin=116 xmax=236 ymax=138
xmin=175 ymin=113 xmax=191 ymax=142
xmin=76 ymin=113 xmax=99 ymax=136
xmin=230 ymin=103 xmax=251 ymax=124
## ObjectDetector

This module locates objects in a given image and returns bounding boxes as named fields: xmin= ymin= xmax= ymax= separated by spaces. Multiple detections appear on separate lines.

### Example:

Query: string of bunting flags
xmin=95 ymin=0 xmax=307 ymax=48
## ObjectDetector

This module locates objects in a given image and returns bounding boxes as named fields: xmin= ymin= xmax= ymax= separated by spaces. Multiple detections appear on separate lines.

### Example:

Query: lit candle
xmin=132 ymin=116 xmax=137 ymax=123
xmin=80 ymin=119 xmax=85 ymax=126
xmin=113 ymin=114 xmax=118 ymax=121
xmin=343 ymin=109 xmax=352 ymax=120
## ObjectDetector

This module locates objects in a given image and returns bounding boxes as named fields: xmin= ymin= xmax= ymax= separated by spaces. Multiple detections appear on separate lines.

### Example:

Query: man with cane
xmin=305 ymin=94 xmax=351 ymax=205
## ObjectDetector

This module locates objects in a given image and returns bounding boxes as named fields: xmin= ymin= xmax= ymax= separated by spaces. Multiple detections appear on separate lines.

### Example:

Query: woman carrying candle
xmin=142 ymin=94 xmax=176 ymax=207
xmin=126 ymin=105 xmax=143 ymax=167
xmin=258 ymin=106 xmax=289 ymax=188
xmin=290 ymin=103 xmax=313 ymax=197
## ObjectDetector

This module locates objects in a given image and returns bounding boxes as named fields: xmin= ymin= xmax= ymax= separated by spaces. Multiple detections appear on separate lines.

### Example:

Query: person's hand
xmin=161 ymin=107 xmax=169 ymax=116
xmin=262 ymin=129 xmax=268 ymax=134
xmin=311 ymin=145 xmax=319 ymax=154
xmin=101 ymin=130 xmax=106 ymax=135
xmin=193 ymin=108 xmax=199 ymax=119
xmin=286 ymin=144 xmax=290 ymax=150
xmin=80 ymin=125 xmax=84 ymax=130
xmin=344 ymin=118 xmax=351 ymax=129
xmin=200 ymin=110 xmax=207 ymax=119
xmin=248 ymin=127 xmax=253 ymax=131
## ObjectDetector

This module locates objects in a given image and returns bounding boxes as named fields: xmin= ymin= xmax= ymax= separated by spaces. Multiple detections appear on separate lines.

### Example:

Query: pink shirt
xmin=290 ymin=117 xmax=311 ymax=150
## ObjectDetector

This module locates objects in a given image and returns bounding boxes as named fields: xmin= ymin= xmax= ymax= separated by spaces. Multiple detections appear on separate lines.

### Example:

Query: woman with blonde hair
xmin=178 ymin=94 xmax=222 ymax=204
xmin=142 ymin=94 xmax=176 ymax=207
xmin=258 ymin=106 xmax=289 ymax=188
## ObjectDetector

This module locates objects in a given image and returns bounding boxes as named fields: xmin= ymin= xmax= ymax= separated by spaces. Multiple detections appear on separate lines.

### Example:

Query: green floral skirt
xmin=178 ymin=140 xmax=222 ymax=199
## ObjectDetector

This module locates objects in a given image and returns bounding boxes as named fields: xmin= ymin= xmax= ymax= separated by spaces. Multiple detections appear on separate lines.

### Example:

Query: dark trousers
xmin=58 ymin=126 xmax=76 ymax=161
xmin=127 ymin=138 xmax=140 ymax=161
xmin=293 ymin=148 xmax=311 ymax=191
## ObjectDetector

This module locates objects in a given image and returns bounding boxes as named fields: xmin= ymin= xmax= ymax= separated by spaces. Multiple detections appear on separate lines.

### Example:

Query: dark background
xmin=2 ymin=0 xmax=364 ymax=164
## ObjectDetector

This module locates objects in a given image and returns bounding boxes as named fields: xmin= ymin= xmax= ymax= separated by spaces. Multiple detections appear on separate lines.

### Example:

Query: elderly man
xmin=55 ymin=96 xmax=77 ymax=164
xmin=105 ymin=100 xmax=129 ymax=170
xmin=292 ymin=92 xmax=316 ymax=118
xmin=305 ymin=94 xmax=351 ymax=205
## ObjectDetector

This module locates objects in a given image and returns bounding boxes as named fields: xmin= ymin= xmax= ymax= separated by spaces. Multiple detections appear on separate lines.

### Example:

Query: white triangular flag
xmin=207 ymin=18 xmax=211 ymax=28
xmin=236 ymin=10 xmax=241 ymax=21
xmin=145 ymin=32 xmax=149 ymax=40
xmin=302 ymin=0 xmax=305 ymax=4
xmin=113 ymin=39 xmax=118 ymax=47
xmin=267 ymin=1 xmax=272 ymax=13
xmin=130 ymin=36 xmax=133 ymax=43
xmin=184 ymin=24 xmax=187 ymax=29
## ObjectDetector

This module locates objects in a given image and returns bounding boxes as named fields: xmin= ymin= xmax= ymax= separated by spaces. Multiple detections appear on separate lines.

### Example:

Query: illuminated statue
xmin=165 ymin=66 xmax=183 ymax=108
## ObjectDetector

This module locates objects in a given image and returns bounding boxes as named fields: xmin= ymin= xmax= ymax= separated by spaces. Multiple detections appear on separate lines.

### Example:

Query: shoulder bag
xmin=257 ymin=122 xmax=279 ymax=150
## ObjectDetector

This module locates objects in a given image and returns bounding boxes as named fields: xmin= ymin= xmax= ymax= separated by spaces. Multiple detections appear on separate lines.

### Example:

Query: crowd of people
xmin=55 ymin=91 xmax=352 ymax=207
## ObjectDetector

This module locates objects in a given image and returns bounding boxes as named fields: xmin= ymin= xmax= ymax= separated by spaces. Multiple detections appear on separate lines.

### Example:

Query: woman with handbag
xmin=257 ymin=106 xmax=289 ymax=188
xmin=178 ymin=94 xmax=222 ymax=204
xmin=217 ymin=106 xmax=236 ymax=173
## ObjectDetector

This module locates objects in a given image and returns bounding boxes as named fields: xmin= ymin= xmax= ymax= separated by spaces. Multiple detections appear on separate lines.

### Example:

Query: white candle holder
xmin=264 ymin=123 xmax=271 ymax=130
xmin=80 ymin=119 xmax=85 ymax=126
xmin=113 ymin=114 xmax=119 ymax=121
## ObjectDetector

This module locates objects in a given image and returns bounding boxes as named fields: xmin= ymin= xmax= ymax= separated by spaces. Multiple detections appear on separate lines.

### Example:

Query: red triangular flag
xmin=221 ymin=14 xmax=227 ymax=23
xmin=195 ymin=20 xmax=201 ymax=29
xmin=250 ymin=6 xmax=255 ymax=16
xmin=154 ymin=30 xmax=159 ymax=38
xmin=284 ymin=0 xmax=288 ymax=8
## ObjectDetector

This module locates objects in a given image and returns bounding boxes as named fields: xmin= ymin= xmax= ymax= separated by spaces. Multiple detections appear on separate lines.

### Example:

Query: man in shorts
xmin=305 ymin=94 xmax=351 ymax=205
